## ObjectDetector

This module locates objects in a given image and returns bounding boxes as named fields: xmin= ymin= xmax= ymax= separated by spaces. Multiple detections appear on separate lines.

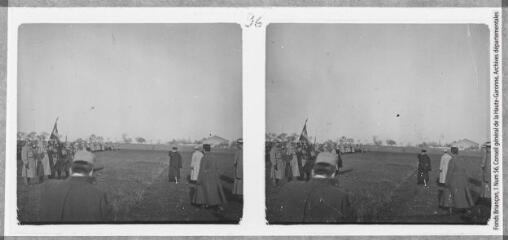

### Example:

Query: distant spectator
xmin=168 ymin=146 xmax=182 ymax=183
xmin=417 ymin=149 xmax=431 ymax=187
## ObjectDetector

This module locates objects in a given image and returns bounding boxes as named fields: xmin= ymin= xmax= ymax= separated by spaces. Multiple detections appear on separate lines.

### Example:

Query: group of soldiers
xmin=20 ymin=139 xmax=74 ymax=184
xmin=270 ymin=138 xmax=492 ymax=223
xmin=34 ymin=139 xmax=243 ymax=223
xmin=19 ymin=138 xmax=116 ymax=185
xmin=269 ymin=139 xmax=355 ymax=223
xmin=268 ymin=140 xmax=345 ymax=185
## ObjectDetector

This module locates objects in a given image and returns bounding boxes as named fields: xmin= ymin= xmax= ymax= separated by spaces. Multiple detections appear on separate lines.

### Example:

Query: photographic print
xmin=16 ymin=23 xmax=243 ymax=224
xmin=265 ymin=23 xmax=492 ymax=224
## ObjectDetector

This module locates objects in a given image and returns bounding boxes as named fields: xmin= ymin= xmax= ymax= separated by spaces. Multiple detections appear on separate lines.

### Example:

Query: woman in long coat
xmin=444 ymin=148 xmax=474 ymax=210
xmin=192 ymin=149 xmax=227 ymax=209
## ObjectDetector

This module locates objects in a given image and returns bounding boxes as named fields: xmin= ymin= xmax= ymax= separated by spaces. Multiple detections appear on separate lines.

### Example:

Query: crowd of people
xmin=27 ymin=138 xmax=244 ymax=223
xmin=268 ymin=139 xmax=344 ymax=185
xmin=270 ymin=138 xmax=492 ymax=223
xmin=18 ymin=138 xmax=115 ymax=185
xmin=269 ymin=140 xmax=354 ymax=223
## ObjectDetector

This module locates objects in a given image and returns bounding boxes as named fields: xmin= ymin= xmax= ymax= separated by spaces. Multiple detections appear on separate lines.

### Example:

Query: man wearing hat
xmin=416 ymin=149 xmax=432 ymax=187
xmin=315 ymin=143 xmax=339 ymax=173
xmin=40 ymin=149 xmax=111 ymax=222
xmin=272 ymin=146 xmax=354 ymax=223
xmin=233 ymin=138 xmax=243 ymax=197
xmin=168 ymin=146 xmax=183 ymax=183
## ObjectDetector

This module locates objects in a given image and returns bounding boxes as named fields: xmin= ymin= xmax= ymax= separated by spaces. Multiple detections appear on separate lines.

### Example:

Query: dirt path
xmin=126 ymin=167 xmax=243 ymax=223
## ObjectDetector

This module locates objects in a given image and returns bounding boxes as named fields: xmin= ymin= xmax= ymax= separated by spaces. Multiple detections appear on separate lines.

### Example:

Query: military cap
xmin=73 ymin=150 xmax=96 ymax=166
xmin=315 ymin=152 xmax=338 ymax=166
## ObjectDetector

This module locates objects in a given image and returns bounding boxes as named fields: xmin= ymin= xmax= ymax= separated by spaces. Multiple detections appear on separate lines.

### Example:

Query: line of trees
xmin=266 ymin=132 xmax=455 ymax=148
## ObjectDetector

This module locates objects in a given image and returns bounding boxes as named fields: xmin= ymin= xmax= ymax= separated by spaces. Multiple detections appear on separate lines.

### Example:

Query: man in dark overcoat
xmin=271 ymin=149 xmax=355 ymax=223
xmin=40 ymin=150 xmax=111 ymax=223
xmin=168 ymin=146 xmax=183 ymax=183
xmin=417 ymin=149 xmax=432 ymax=187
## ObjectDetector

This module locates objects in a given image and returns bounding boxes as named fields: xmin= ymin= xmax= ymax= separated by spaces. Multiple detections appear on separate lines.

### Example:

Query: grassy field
xmin=266 ymin=151 xmax=486 ymax=223
xmin=17 ymin=149 xmax=242 ymax=223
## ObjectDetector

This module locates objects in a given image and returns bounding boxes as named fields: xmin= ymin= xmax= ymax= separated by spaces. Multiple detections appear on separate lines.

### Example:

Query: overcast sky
xmin=18 ymin=24 xmax=242 ymax=142
xmin=266 ymin=24 xmax=490 ymax=145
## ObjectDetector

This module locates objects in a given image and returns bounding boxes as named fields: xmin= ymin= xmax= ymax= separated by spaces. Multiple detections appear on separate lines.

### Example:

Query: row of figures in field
xmin=417 ymin=143 xmax=491 ymax=220
xmin=268 ymin=140 xmax=347 ymax=185
xmin=166 ymin=139 xmax=243 ymax=211
xmin=18 ymin=139 xmax=117 ymax=185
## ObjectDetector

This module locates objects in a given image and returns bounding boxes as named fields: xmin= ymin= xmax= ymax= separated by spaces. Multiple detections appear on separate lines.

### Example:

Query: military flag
xmin=50 ymin=117 xmax=60 ymax=144
xmin=299 ymin=119 xmax=310 ymax=146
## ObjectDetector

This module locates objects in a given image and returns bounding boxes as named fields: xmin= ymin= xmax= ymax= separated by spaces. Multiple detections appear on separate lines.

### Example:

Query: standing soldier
xmin=270 ymin=140 xmax=285 ymax=185
xmin=480 ymin=142 xmax=491 ymax=201
xmin=233 ymin=138 xmax=243 ymax=198
xmin=46 ymin=142 xmax=56 ymax=178
xmin=302 ymin=148 xmax=316 ymax=182
xmin=168 ymin=146 xmax=182 ymax=183
xmin=335 ymin=146 xmax=343 ymax=175
xmin=295 ymin=146 xmax=304 ymax=180
xmin=36 ymin=140 xmax=52 ymax=182
xmin=287 ymin=143 xmax=300 ymax=182
xmin=21 ymin=139 xmax=36 ymax=185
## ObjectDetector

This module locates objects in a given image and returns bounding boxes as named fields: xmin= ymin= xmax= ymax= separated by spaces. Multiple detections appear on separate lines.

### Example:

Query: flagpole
xmin=300 ymin=118 xmax=308 ymax=136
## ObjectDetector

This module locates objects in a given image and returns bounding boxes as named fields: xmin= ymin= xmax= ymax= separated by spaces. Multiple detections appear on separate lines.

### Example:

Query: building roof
xmin=202 ymin=135 xmax=229 ymax=145
xmin=451 ymin=138 xmax=479 ymax=147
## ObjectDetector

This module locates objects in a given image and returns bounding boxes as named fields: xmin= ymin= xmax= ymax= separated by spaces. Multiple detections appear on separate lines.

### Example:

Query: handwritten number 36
xmin=245 ymin=15 xmax=262 ymax=28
